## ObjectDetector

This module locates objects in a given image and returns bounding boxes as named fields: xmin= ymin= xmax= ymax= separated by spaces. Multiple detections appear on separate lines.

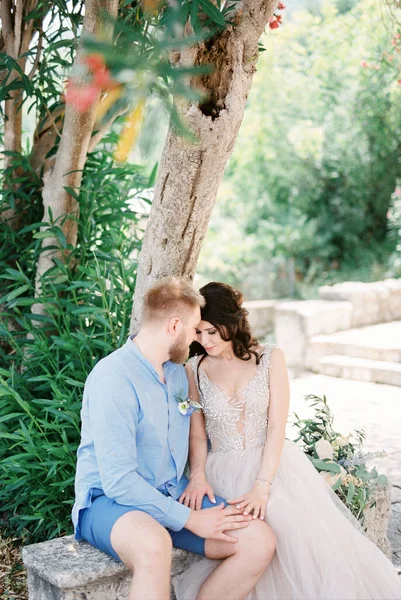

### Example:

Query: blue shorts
xmin=79 ymin=489 xmax=228 ymax=562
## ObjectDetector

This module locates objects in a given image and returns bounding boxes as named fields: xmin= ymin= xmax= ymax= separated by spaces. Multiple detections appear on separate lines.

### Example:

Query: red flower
xmin=66 ymin=81 xmax=99 ymax=112
xmin=84 ymin=53 xmax=106 ymax=72
xmin=277 ymin=2 xmax=286 ymax=9
xmin=93 ymin=67 xmax=113 ymax=90
xmin=276 ymin=14 xmax=282 ymax=22
xmin=269 ymin=18 xmax=280 ymax=29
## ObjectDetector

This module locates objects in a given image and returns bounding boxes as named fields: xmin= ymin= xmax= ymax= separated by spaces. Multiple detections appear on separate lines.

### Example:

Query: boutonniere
xmin=175 ymin=390 xmax=202 ymax=416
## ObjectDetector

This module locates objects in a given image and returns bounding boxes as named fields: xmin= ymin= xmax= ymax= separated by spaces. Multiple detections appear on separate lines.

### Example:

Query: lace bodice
xmin=189 ymin=345 xmax=273 ymax=454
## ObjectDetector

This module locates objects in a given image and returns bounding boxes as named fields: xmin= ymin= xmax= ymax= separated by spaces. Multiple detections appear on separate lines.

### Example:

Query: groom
xmin=72 ymin=277 xmax=275 ymax=600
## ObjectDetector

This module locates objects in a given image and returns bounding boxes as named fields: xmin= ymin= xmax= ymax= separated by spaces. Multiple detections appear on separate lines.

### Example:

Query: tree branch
xmin=88 ymin=108 xmax=127 ymax=153
xmin=27 ymin=29 xmax=43 ymax=80
xmin=1 ymin=0 xmax=15 ymax=51
xmin=14 ymin=0 xmax=23 ymax=56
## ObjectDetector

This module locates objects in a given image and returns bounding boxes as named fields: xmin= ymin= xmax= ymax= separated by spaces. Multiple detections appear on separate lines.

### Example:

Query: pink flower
xmin=277 ymin=2 xmax=286 ymax=9
xmin=93 ymin=67 xmax=113 ymax=89
xmin=269 ymin=16 xmax=280 ymax=29
xmin=65 ymin=81 xmax=99 ymax=112
xmin=398 ymin=79 xmax=401 ymax=86
xmin=360 ymin=60 xmax=368 ymax=68
xmin=84 ymin=53 xmax=106 ymax=72
xmin=394 ymin=187 xmax=401 ymax=197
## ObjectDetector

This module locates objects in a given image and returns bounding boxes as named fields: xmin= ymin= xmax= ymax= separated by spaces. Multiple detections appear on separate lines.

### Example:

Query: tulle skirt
xmin=173 ymin=440 xmax=401 ymax=600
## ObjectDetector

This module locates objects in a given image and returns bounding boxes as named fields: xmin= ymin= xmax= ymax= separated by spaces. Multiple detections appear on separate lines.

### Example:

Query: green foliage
xmin=0 ymin=137 xmax=147 ymax=542
xmin=387 ymin=184 xmax=401 ymax=277
xmin=294 ymin=394 xmax=388 ymax=524
xmin=0 ymin=0 xmax=235 ymax=545
xmin=198 ymin=0 xmax=401 ymax=298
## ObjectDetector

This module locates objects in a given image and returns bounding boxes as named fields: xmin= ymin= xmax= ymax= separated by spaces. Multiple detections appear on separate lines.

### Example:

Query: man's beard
xmin=169 ymin=333 xmax=190 ymax=364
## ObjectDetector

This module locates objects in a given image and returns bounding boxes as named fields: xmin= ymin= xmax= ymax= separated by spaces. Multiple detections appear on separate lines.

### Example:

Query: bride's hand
xmin=179 ymin=472 xmax=216 ymax=510
xmin=227 ymin=481 xmax=270 ymax=520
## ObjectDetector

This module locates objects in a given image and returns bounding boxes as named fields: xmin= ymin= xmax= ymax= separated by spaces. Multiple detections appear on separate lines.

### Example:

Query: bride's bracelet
xmin=256 ymin=477 xmax=272 ymax=485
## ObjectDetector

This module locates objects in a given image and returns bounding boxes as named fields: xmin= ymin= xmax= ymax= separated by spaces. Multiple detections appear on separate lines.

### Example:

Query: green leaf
xmin=331 ymin=477 xmax=343 ymax=492
xmin=33 ymin=231 xmax=55 ymax=240
xmin=148 ymin=162 xmax=159 ymax=188
xmin=346 ymin=481 xmax=355 ymax=504
xmin=310 ymin=458 xmax=341 ymax=473
xmin=64 ymin=186 xmax=80 ymax=201
xmin=199 ymin=0 xmax=226 ymax=26
xmin=0 ymin=284 xmax=30 ymax=303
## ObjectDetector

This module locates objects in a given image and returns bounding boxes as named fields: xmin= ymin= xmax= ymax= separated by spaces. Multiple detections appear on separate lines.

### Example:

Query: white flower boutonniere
xmin=175 ymin=390 xmax=202 ymax=416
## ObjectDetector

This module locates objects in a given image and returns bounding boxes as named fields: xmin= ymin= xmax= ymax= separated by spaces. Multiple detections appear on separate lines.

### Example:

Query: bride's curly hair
xmin=189 ymin=282 xmax=262 ymax=370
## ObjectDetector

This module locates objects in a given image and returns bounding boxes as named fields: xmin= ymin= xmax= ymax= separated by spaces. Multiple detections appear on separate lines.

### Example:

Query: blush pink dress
xmin=173 ymin=346 xmax=401 ymax=600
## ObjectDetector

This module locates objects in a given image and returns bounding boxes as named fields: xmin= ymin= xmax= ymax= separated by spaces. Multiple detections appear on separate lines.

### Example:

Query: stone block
xmin=243 ymin=299 xmax=276 ymax=339
xmin=22 ymin=535 xmax=189 ymax=600
xmin=274 ymin=300 xmax=352 ymax=367
xmin=318 ymin=280 xmax=401 ymax=327
xmin=364 ymin=485 xmax=393 ymax=559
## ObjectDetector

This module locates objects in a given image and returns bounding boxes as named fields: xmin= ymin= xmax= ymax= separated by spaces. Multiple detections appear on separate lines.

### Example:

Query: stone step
xmin=316 ymin=355 xmax=401 ymax=386
xmin=306 ymin=321 xmax=401 ymax=369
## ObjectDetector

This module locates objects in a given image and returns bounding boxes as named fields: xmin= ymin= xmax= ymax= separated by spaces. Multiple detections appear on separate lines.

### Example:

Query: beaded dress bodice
xmin=189 ymin=345 xmax=273 ymax=454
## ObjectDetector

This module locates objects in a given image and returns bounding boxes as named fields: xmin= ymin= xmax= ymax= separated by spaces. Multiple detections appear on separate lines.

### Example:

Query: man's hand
xmin=179 ymin=472 xmax=216 ymax=510
xmin=185 ymin=503 xmax=253 ymax=543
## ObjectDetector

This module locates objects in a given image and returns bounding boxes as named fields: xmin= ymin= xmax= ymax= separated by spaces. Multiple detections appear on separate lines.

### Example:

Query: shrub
xmin=0 ymin=139 xmax=148 ymax=542
xmin=294 ymin=394 xmax=388 ymax=524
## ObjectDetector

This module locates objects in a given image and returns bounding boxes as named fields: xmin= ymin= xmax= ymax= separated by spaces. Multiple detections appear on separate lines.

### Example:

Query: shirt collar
xmin=124 ymin=335 xmax=175 ymax=380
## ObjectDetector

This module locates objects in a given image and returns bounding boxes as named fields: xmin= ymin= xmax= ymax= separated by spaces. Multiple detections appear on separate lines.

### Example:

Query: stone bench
xmin=22 ymin=535 xmax=190 ymax=600
xmin=22 ymin=488 xmax=394 ymax=599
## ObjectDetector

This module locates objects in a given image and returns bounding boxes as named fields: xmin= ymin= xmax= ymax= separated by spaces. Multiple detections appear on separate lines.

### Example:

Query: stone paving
xmin=286 ymin=372 xmax=401 ymax=569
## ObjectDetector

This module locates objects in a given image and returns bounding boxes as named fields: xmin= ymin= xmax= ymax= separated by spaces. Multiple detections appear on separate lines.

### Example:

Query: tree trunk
xmin=131 ymin=0 xmax=277 ymax=331
xmin=33 ymin=0 xmax=119 ymax=309
xmin=0 ymin=0 xmax=40 ymax=230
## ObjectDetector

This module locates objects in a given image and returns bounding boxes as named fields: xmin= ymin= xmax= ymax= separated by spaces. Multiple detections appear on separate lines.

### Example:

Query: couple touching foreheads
xmin=72 ymin=277 xmax=401 ymax=600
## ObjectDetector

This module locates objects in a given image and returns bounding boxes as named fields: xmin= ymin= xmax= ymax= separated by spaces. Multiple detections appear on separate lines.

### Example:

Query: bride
xmin=173 ymin=281 xmax=401 ymax=600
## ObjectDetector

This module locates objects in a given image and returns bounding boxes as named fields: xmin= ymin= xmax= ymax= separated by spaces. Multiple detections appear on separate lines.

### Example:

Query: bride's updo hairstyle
xmin=190 ymin=281 xmax=262 ymax=366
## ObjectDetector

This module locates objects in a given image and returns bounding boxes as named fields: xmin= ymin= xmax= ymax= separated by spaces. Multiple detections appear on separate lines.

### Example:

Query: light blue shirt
xmin=72 ymin=336 xmax=191 ymax=538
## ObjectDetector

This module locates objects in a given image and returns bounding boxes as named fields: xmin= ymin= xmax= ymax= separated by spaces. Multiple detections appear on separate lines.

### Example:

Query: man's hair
xmin=142 ymin=277 xmax=205 ymax=323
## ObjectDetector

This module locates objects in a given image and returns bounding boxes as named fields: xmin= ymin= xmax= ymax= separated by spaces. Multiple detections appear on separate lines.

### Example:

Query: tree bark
xmin=0 ymin=0 xmax=41 ymax=229
xmin=33 ymin=0 xmax=119 ymax=308
xmin=131 ymin=0 xmax=277 ymax=331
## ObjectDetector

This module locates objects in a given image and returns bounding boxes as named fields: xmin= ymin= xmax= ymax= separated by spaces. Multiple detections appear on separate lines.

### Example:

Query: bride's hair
xmin=189 ymin=282 xmax=262 ymax=372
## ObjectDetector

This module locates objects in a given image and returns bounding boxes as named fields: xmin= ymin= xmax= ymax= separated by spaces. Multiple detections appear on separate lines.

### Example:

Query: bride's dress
xmin=173 ymin=345 xmax=401 ymax=600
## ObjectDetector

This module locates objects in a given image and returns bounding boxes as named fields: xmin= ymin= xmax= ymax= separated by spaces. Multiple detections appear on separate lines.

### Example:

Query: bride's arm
xmin=178 ymin=362 xmax=216 ymax=510
xmin=227 ymin=347 xmax=290 ymax=519
xmin=256 ymin=346 xmax=290 ymax=486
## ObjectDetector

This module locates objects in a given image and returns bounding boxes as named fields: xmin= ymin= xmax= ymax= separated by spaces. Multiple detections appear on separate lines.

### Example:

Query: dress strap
xmin=188 ymin=355 xmax=203 ymax=396
xmin=261 ymin=343 xmax=275 ymax=371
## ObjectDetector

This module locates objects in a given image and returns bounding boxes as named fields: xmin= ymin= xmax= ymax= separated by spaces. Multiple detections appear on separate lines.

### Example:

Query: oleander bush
xmin=0 ymin=138 xmax=147 ymax=542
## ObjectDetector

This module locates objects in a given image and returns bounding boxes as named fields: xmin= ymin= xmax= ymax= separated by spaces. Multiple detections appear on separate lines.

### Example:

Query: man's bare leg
xmin=198 ymin=519 xmax=276 ymax=600
xmin=110 ymin=511 xmax=172 ymax=600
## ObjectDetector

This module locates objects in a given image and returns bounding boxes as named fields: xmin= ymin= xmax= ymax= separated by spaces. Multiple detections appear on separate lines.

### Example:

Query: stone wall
xmin=274 ymin=278 xmax=401 ymax=368
xmin=243 ymin=299 xmax=276 ymax=339
xmin=319 ymin=279 xmax=401 ymax=328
